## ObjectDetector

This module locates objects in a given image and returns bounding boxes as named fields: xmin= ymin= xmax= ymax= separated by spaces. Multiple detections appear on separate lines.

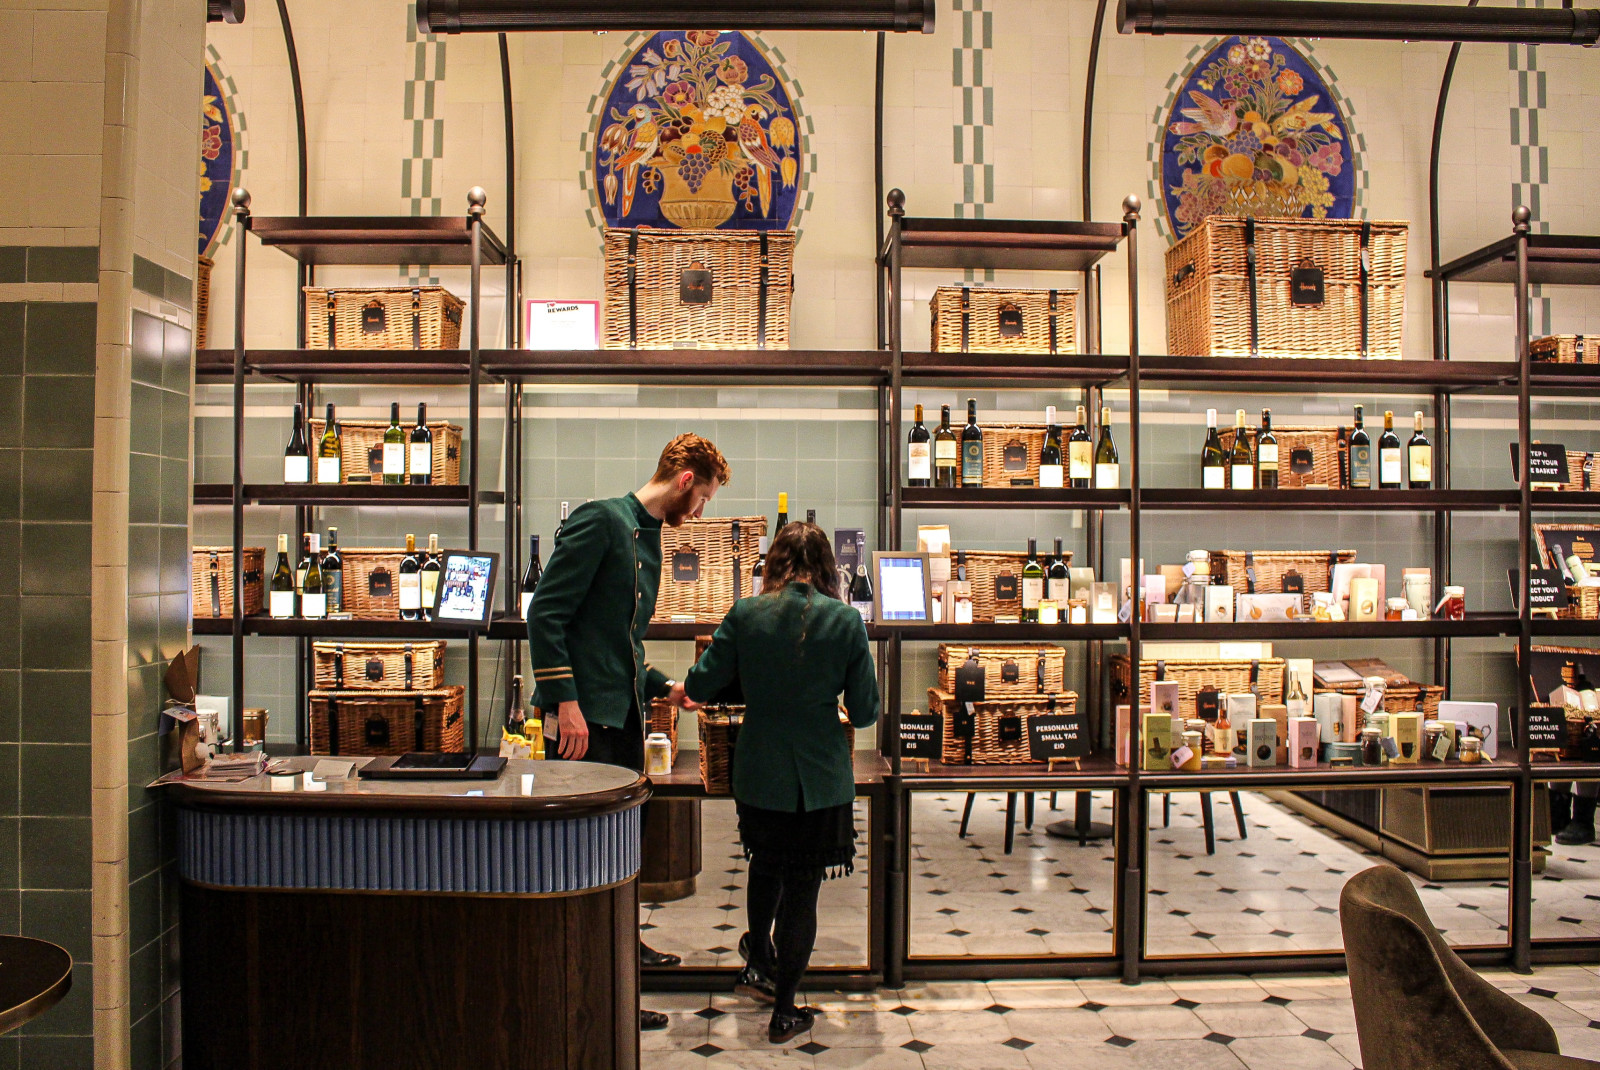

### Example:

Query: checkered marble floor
xmin=640 ymin=965 xmax=1600 ymax=1068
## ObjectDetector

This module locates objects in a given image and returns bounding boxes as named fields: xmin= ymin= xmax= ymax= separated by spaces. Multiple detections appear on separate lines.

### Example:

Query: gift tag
xmin=1382 ymin=737 xmax=1400 ymax=760
xmin=361 ymin=299 xmax=387 ymax=333
xmin=1290 ymin=260 xmax=1325 ymax=306
xmin=995 ymin=572 xmax=1019 ymax=602
xmin=998 ymin=714 xmax=1023 ymax=743
xmin=365 ymin=716 xmax=390 ymax=747
xmin=1361 ymin=685 xmax=1385 ymax=715
xmin=680 ymin=261 xmax=713 ymax=304
xmin=365 ymin=658 xmax=385 ymax=683
xmin=955 ymin=658 xmax=986 ymax=704
xmin=1289 ymin=448 xmax=1314 ymax=476
xmin=1000 ymin=659 xmax=1020 ymax=684
xmin=997 ymin=302 xmax=1024 ymax=336
xmin=672 ymin=546 xmax=701 ymax=583
xmin=1002 ymin=440 xmax=1028 ymax=472
xmin=953 ymin=702 xmax=976 ymax=740
xmin=368 ymin=567 xmax=393 ymax=598
xmin=1195 ymin=687 xmax=1221 ymax=723
xmin=1431 ymin=732 xmax=1452 ymax=761
xmin=1282 ymin=569 xmax=1304 ymax=594
xmin=1170 ymin=745 xmax=1195 ymax=769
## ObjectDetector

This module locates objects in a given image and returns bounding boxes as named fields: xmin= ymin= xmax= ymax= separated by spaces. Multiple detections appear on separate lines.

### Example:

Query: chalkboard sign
xmin=1526 ymin=704 xmax=1566 ymax=750
xmin=1510 ymin=568 xmax=1570 ymax=611
xmin=1511 ymin=442 xmax=1569 ymax=484
xmin=1027 ymin=712 xmax=1090 ymax=761
xmin=899 ymin=712 xmax=943 ymax=759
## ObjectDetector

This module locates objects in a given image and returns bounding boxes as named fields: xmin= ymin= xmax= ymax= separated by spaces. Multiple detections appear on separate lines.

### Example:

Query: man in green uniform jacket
xmin=526 ymin=433 xmax=729 ymax=1029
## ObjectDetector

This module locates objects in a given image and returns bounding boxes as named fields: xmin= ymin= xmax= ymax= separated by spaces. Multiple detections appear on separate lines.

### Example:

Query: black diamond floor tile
xmin=1270 ymin=929 xmax=1294 ymax=938
xmin=1012 ymin=906 xmax=1034 ymax=914
xmin=892 ymin=1006 xmax=917 ymax=1016
xmin=1080 ymin=1001 xmax=1106 ymax=1012
xmin=639 ymin=923 xmax=657 ymax=931
xmin=986 ymin=1003 xmax=1013 ymax=1014
xmin=1529 ymin=987 xmax=1559 ymax=998
xmin=1242 ymin=907 xmax=1264 ymax=916
xmin=1173 ymin=998 xmax=1200 ymax=1009
xmin=797 ymin=1041 xmax=828 ymax=1055
xmin=1263 ymin=995 xmax=1292 ymax=1006
xmin=1204 ymin=1032 xmax=1235 ymax=1045
xmin=937 ymin=907 xmax=959 ymax=915
xmin=1191 ymin=930 xmax=1216 ymax=939
xmin=1106 ymin=1035 xmax=1135 ymax=1048
xmin=691 ymin=1042 xmax=724 ymax=1057
xmin=1302 ymin=1027 xmax=1333 ymax=1041
xmin=902 ymin=1039 xmax=933 ymax=1053
xmin=947 ymin=929 xmax=970 ymax=937
xmin=695 ymin=1007 xmax=726 ymax=1020
xmin=1003 ymin=1037 xmax=1034 ymax=1050
xmin=705 ymin=945 xmax=732 ymax=955
xmin=1026 ymin=927 xmax=1051 ymax=936
xmin=713 ymin=923 xmax=736 ymax=932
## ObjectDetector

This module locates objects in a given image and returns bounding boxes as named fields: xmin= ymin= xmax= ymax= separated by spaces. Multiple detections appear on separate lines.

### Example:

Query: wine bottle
xmin=751 ymin=536 xmax=769 ymax=596
xmin=806 ymin=508 xmax=816 ymax=526
xmin=1285 ymin=671 xmax=1308 ymax=721
xmin=295 ymin=533 xmax=311 ymax=598
xmin=554 ymin=501 xmax=570 ymax=542
xmin=933 ymin=404 xmax=959 ymax=489
xmin=383 ymin=402 xmax=406 ymax=485
xmin=953 ymin=550 xmax=973 ymax=625
xmin=1068 ymin=405 xmax=1093 ymax=490
xmin=1038 ymin=406 xmax=1064 ymax=489
xmin=409 ymin=403 xmax=433 ymax=486
xmin=1378 ymin=410 xmax=1403 ymax=489
xmin=283 ymin=403 xmax=310 ymax=483
xmin=399 ymin=533 xmax=422 ymax=621
xmin=1230 ymin=409 xmax=1253 ymax=490
xmin=520 ymin=535 xmax=542 ymax=618
xmin=324 ymin=527 xmax=343 ymax=614
xmin=1201 ymin=408 xmax=1226 ymax=490
xmin=316 ymin=403 xmax=341 ymax=484
xmin=907 ymin=403 xmax=931 ymax=487
xmin=1555 ymin=543 xmax=1576 ymax=584
xmin=301 ymin=533 xmax=326 ymax=619
xmin=1047 ymin=537 xmax=1071 ymax=604
xmin=960 ymin=398 xmax=984 ymax=488
xmin=776 ymin=492 xmax=789 ymax=533
xmin=1407 ymin=410 xmax=1432 ymax=489
xmin=1021 ymin=537 xmax=1044 ymax=623
xmin=1094 ymin=406 xmax=1119 ymax=489
xmin=1257 ymin=409 xmax=1279 ymax=489
xmin=421 ymin=533 xmax=442 ymax=619
xmin=849 ymin=534 xmax=873 ymax=621
xmin=269 ymin=534 xmax=295 ymax=619
xmin=1349 ymin=405 xmax=1372 ymax=489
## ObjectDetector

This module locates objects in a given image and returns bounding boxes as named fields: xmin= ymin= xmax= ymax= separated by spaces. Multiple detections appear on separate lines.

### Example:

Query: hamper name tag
xmin=997 ymin=303 xmax=1024 ymax=336
xmin=954 ymin=660 xmax=986 ymax=704
xmin=998 ymin=714 xmax=1023 ymax=743
xmin=672 ymin=547 xmax=701 ymax=582
xmin=1003 ymin=441 xmax=1028 ymax=471
xmin=1028 ymin=712 xmax=1089 ymax=760
xmin=995 ymin=573 xmax=1019 ymax=601
xmin=368 ymin=568 xmax=393 ymax=597
xmin=1000 ymin=660 xmax=1020 ymax=684
xmin=1526 ymin=705 xmax=1565 ymax=750
xmin=679 ymin=262 xmax=712 ymax=304
xmin=1511 ymin=442 xmax=1568 ymax=484
xmin=361 ymin=300 xmax=387 ymax=333
xmin=1290 ymin=261 xmax=1325 ymax=306
xmin=899 ymin=712 xmax=943 ymax=759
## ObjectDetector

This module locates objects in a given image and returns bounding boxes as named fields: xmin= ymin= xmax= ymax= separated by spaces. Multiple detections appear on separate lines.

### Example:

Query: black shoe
xmin=1556 ymin=822 xmax=1596 ymax=846
xmin=734 ymin=965 xmax=777 ymax=1005
xmin=738 ymin=931 xmax=774 ymax=969
xmin=641 ymin=1010 xmax=669 ymax=1031
xmin=640 ymin=942 xmax=681 ymax=968
xmin=767 ymin=1006 xmax=816 ymax=1044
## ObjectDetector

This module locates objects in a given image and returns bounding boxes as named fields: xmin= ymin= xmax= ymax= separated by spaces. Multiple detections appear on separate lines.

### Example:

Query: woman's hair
xmin=760 ymin=522 xmax=841 ymax=601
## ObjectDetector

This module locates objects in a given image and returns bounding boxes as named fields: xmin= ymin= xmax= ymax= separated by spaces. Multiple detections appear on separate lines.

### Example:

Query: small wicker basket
xmin=652 ymin=516 xmax=768 ymax=623
xmin=936 ymin=644 xmax=1067 ymax=696
xmin=647 ymin=699 xmax=680 ymax=767
xmin=927 ymin=688 xmax=1079 ymax=765
xmin=1109 ymin=654 xmax=1287 ymax=714
xmin=1559 ymin=586 xmax=1600 ymax=621
xmin=338 ymin=547 xmax=410 ymax=618
xmin=312 ymin=641 xmax=448 ymax=691
xmin=191 ymin=546 xmax=265 ymax=618
xmin=929 ymin=286 xmax=1078 ymax=354
xmin=308 ymin=686 xmax=465 ymax=756
xmin=303 ymin=286 xmax=464 ymax=350
xmin=1530 ymin=335 xmax=1595 ymax=364
xmin=974 ymin=424 xmax=1048 ymax=487
xmin=1208 ymin=549 xmax=1357 ymax=605
xmin=697 ymin=705 xmax=855 ymax=794
xmin=1218 ymin=425 xmax=1345 ymax=488
xmin=603 ymin=228 xmax=794 ymax=350
xmin=307 ymin=418 xmax=462 ymax=485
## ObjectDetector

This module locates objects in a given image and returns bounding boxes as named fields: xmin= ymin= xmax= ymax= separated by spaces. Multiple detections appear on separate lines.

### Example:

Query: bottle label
xmin=1258 ymin=444 xmax=1278 ymax=467
xmin=283 ymin=456 xmax=309 ymax=484
xmin=399 ymin=574 xmax=422 ymax=610
xmin=1203 ymin=465 xmax=1226 ymax=490
xmin=1380 ymin=449 xmax=1402 ymax=486
xmin=1049 ymin=577 xmax=1071 ymax=602
xmin=1410 ymin=446 xmax=1432 ymax=483
xmin=751 ymin=577 xmax=763 ymax=597
xmin=1095 ymin=463 xmax=1120 ymax=489
xmin=1350 ymin=444 xmax=1372 ymax=487
xmin=521 ymin=591 xmax=534 ymax=618
xmin=327 ymin=572 xmax=343 ymax=613
xmin=908 ymin=442 xmax=931 ymax=480
xmin=961 ymin=441 xmax=984 ymax=484
xmin=269 ymin=590 xmax=295 ymax=619
xmin=409 ymin=443 xmax=431 ymax=478
xmin=852 ymin=600 xmax=873 ymax=622
xmin=1231 ymin=464 xmax=1254 ymax=490
xmin=1068 ymin=442 xmax=1092 ymax=480
xmin=1039 ymin=463 xmax=1064 ymax=489
xmin=301 ymin=592 xmax=326 ymax=619
xmin=954 ymin=596 xmax=973 ymax=625
xmin=935 ymin=440 xmax=957 ymax=462
xmin=1022 ymin=577 xmax=1043 ymax=609
xmin=421 ymin=571 xmax=439 ymax=609
xmin=316 ymin=457 xmax=341 ymax=484
xmin=383 ymin=443 xmax=406 ymax=477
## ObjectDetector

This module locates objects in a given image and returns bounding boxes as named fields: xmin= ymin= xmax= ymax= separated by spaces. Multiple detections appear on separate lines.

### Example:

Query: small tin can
xmin=644 ymin=732 xmax=674 ymax=777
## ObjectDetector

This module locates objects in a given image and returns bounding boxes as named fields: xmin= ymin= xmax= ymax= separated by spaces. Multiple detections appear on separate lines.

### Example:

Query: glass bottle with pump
xmin=1378 ymin=410 xmax=1403 ymax=489
xmin=520 ymin=535 xmax=542 ymax=618
xmin=907 ymin=403 xmax=931 ymax=487
xmin=1094 ymin=406 xmax=1119 ymax=488
xmin=1230 ymin=408 xmax=1253 ymax=490
xmin=1257 ymin=409 xmax=1279 ymax=489
xmin=1021 ymin=538 xmax=1044 ymax=622
xmin=316 ymin=403 xmax=341 ymax=484
xmin=409 ymin=403 xmax=433 ymax=485
xmin=269 ymin=534 xmax=295 ymax=619
xmin=1038 ymin=406 xmax=1064 ymax=489
xmin=283 ymin=404 xmax=310 ymax=483
xmin=960 ymin=398 xmax=984 ymax=487
xmin=398 ymin=533 xmax=422 ymax=621
xmin=383 ymin=403 xmax=406 ymax=485
xmin=933 ymin=405 xmax=959 ymax=489
xmin=1068 ymin=406 xmax=1093 ymax=489
xmin=1201 ymin=408 xmax=1226 ymax=489
xmin=1407 ymin=411 xmax=1432 ymax=489
xmin=1349 ymin=405 xmax=1372 ymax=489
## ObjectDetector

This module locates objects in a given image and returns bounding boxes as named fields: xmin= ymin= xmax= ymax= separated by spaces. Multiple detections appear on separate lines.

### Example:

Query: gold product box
xmin=1142 ymin=710 xmax=1173 ymax=771
xmin=1391 ymin=712 xmax=1422 ymax=764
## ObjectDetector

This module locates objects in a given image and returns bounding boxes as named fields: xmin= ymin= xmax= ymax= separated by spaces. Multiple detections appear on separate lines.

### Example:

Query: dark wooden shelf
xmin=250 ymin=215 xmax=508 ymax=266
xmin=1139 ymin=755 xmax=1524 ymax=790
xmin=900 ymin=752 xmax=1126 ymax=790
xmin=901 ymin=487 xmax=1129 ymax=510
xmin=1531 ymin=618 xmax=1600 ymax=637
xmin=1530 ymin=491 xmax=1600 ymax=511
xmin=1531 ymin=761 xmax=1600 ymax=780
xmin=1531 ymin=364 xmax=1600 ymax=396
xmin=1138 ymin=355 xmax=1515 ymax=391
xmin=890 ymin=217 xmax=1126 ymax=272
xmin=193 ymin=616 xmax=479 ymax=638
xmin=193 ymin=484 xmax=486 ymax=507
xmin=195 ymin=348 xmax=479 ymax=383
xmin=1431 ymin=233 xmax=1600 ymax=286
xmin=877 ymin=622 xmax=1126 ymax=641
xmin=1141 ymin=614 xmax=1515 ymax=641
xmin=1140 ymin=488 xmax=1518 ymax=511
xmin=901 ymin=351 xmax=1128 ymax=386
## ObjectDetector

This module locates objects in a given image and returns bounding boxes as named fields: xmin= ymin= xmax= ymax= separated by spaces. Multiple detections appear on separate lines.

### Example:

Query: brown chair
xmin=1340 ymin=864 xmax=1600 ymax=1070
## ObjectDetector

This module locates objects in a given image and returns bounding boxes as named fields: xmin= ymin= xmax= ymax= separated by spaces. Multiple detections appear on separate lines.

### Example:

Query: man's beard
xmin=662 ymin=485 xmax=699 ymax=526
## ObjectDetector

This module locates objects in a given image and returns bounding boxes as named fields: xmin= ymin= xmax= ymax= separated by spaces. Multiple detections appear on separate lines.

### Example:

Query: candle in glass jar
xmin=1438 ymin=585 xmax=1466 ymax=621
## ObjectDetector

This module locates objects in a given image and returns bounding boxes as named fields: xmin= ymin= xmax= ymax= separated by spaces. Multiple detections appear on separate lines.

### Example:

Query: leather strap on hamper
xmin=758 ymin=230 xmax=770 ymax=351
xmin=1358 ymin=220 xmax=1371 ymax=359
xmin=960 ymin=286 xmax=971 ymax=352
xmin=626 ymin=230 xmax=640 ymax=348
xmin=333 ymin=644 xmax=346 ymax=688
xmin=1155 ymin=660 xmax=1167 ymax=681
xmin=1048 ymin=290 xmax=1059 ymax=355
xmin=411 ymin=288 xmax=422 ymax=350
xmin=404 ymin=645 xmax=414 ymax=689
xmin=1249 ymin=660 xmax=1261 ymax=702
xmin=208 ymin=553 xmax=222 ymax=618
xmin=1245 ymin=217 xmax=1260 ymax=357
xmin=1244 ymin=551 xmax=1257 ymax=594
xmin=326 ymin=292 xmax=338 ymax=350
xmin=414 ymin=696 xmax=426 ymax=751
xmin=327 ymin=697 xmax=341 ymax=756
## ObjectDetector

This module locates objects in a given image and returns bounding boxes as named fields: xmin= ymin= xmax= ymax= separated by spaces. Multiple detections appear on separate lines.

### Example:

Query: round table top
xmin=0 ymin=935 xmax=71 ymax=1036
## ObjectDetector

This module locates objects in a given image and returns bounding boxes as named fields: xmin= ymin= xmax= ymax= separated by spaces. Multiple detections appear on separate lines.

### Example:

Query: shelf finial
xmin=1512 ymin=205 xmax=1531 ymax=233
xmin=887 ymin=188 xmax=905 ymax=217
xmin=467 ymin=186 xmax=488 ymax=217
xmin=231 ymin=187 xmax=251 ymax=217
xmin=1122 ymin=194 xmax=1141 ymax=224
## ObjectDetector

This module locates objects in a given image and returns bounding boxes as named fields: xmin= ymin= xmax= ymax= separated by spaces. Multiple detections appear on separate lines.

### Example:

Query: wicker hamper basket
xmin=698 ymin=706 xmax=855 ymax=794
xmin=653 ymin=515 xmax=767 ymax=623
xmin=308 ymin=686 xmax=465 ymax=756
xmin=1560 ymin=586 xmax=1600 ymax=621
xmin=974 ymin=424 xmax=1049 ymax=487
xmin=307 ymin=418 xmax=462 ymax=485
xmin=1109 ymin=654 xmax=1287 ymax=715
xmin=603 ymin=228 xmax=794 ymax=350
xmin=312 ymin=641 xmax=447 ymax=691
xmin=191 ymin=546 xmax=265 ymax=618
xmin=1208 ymin=549 xmax=1357 ymax=609
xmin=303 ymin=286 xmax=463 ymax=350
xmin=647 ymin=699 xmax=681 ymax=767
xmin=1165 ymin=216 xmax=1408 ymax=359
xmin=936 ymin=644 xmax=1067 ymax=696
xmin=1218 ymin=425 xmax=1345 ymax=488
xmin=338 ymin=547 xmax=410 ymax=618
xmin=1530 ymin=335 xmax=1596 ymax=364
xmin=927 ymin=688 xmax=1079 ymax=765
xmin=929 ymin=286 xmax=1077 ymax=354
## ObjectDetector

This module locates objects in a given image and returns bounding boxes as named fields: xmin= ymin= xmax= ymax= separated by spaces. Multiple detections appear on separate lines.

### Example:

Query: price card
xmin=899 ymin=712 xmax=943 ymax=759
xmin=1027 ymin=712 xmax=1089 ymax=761
xmin=1526 ymin=704 xmax=1565 ymax=750
xmin=525 ymin=300 xmax=599 ymax=349
xmin=1510 ymin=442 xmax=1569 ymax=485
xmin=1510 ymin=568 xmax=1570 ymax=612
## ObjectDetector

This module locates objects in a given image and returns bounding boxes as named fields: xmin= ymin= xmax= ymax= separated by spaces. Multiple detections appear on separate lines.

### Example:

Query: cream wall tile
xmin=29 ymin=7 xmax=105 ymax=82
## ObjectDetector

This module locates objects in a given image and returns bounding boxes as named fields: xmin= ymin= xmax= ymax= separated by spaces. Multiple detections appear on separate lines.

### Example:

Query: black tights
xmin=744 ymin=856 xmax=824 ymax=1014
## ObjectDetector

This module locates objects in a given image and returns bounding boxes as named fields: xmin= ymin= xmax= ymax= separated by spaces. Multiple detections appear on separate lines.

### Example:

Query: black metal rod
xmin=1117 ymin=0 xmax=1599 ymax=43
xmin=1081 ymin=0 xmax=1110 ymax=221
xmin=417 ymin=0 xmax=938 ymax=34
xmin=1121 ymin=194 xmax=1142 ymax=985
xmin=1512 ymin=206 xmax=1534 ymax=974
xmin=887 ymin=190 xmax=905 ymax=552
xmin=276 ymin=0 xmax=310 ymax=345
xmin=230 ymin=191 xmax=250 ymax=753
xmin=499 ymin=31 xmax=517 ymax=349
xmin=1432 ymin=389 xmax=1451 ymax=689
xmin=469 ymin=188 xmax=485 ymax=749
xmin=296 ymin=380 xmax=311 ymax=753
xmin=874 ymin=31 xmax=887 ymax=351
xmin=1429 ymin=9 xmax=1475 ymax=365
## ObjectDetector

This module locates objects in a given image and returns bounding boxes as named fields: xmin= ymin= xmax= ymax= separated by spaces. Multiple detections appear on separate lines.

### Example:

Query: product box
xmin=1289 ymin=717 xmax=1321 ymax=768
xmin=1341 ymin=694 xmax=1361 ymax=742
xmin=1439 ymin=699 xmax=1497 ymax=759
xmin=1151 ymin=680 xmax=1181 ymax=723
xmin=1142 ymin=710 xmax=1173 ymax=771
xmin=1237 ymin=592 xmax=1303 ymax=621
xmin=1116 ymin=703 xmax=1131 ymax=766
xmin=1391 ymin=712 xmax=1422 ymax=764
xmin=1226 ymin=692 xmax=1257 ymax=723
xmin=1312 ymin=691 xmax=1343 ymax=755
xmin=1203 ymin=584 xmax=1235 ymax=623
xmin=1348 ymin=576 xmax=1381 ymax=622
xmin=1262 ymin=702 xmax=1290 ymax=765
xmin=1247 ymin=718 xmax=1278 ymax=767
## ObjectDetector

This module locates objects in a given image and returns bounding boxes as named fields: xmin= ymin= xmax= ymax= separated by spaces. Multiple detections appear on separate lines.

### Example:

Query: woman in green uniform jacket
xmin=683 ymin=522 xmax=879 ymax=1044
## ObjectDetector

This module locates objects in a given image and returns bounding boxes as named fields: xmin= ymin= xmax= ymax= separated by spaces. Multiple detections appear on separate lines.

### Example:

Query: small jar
xmin=1440 ymin=585 xmax=1466 ymax=621
xmin=644 ymin=733 xmax=673 ymax=777
xmin=1423 ymin=720 xmax=1445 ymax=760
xmin=1360 ymin=727 xmax=1383 ymax=767
xmin=1385 ymin=597 xmax=1407 ymax=621
xmin=1459 ymin=737 xmax=1483 ymax=764
xmin=1369 ymin=711 xmax=1391 ymax=739
xmin=1181 ymin=731 xmax=1203 ymax=770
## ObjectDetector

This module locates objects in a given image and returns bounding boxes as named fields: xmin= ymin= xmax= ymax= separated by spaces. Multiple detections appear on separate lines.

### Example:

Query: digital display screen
xmin=434 ymin=551 xmax=498 ymax=627
xmin=877 ymin=555 xmax=930 ymax=622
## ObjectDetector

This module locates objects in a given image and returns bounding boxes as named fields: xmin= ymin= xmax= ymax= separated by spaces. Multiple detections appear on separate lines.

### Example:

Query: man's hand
xmin=668 ymin=682 xmax=701 ymax=711
xmin=557 ymin=701 xmax=589 ymax=760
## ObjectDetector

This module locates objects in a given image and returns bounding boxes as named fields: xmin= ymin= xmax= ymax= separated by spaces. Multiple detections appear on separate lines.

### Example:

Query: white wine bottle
xmin=1094 ymin=406 xmax=1119 ymax=489
xmin=409 ymin=403 xmax=433 ymax=486
xmin=1038 ymin=406 xmax=1064 ymax=489
xmin=1021 ymin=537 xmax=1044 ymax=623
xmin=907 ymin=403 xmax=931 ymax=487
xmin=398 ymin=533 xmax=422 ymax=621
xmin=323 ymin=527 xmax=343 ymax=614
xmin=1257 ymin=409 xmax=1278 ymax=489
xmin=1068 ymin=405 xmax=1093 ymax=490
xmin=1378 ymin=410 xmax=1403 ymax=489
xmin=295 ymin=533 xmax=311 ymax=598
xmin=933 ymin=405 xmax=959 ymax=489
xmin=269 ymin=534 xmax=295 ymax=619
xmin=301 ymin=533 xmax=326 ymax=619
xmin=316 ymin=403 xmax=341 ymax=484
xmin=383 ymin=403 xmax=406 ymax=485
xmin=1229 ymin=409 xmax=1253 ymax=490
xmin=283 ymin=404 xmax=310 ymax=484
xmin=554 ymin=501 xmax=570 ymax=542
xmin=519 ymin=534 xmax=542 ymax=618
xmin=1201 ymin=408 xmax=1226 ymax=490
xmin=420 ymin=533 xmax=442 ymax=619
xmin=1407 ymin=411 xmax=1432 ymax=489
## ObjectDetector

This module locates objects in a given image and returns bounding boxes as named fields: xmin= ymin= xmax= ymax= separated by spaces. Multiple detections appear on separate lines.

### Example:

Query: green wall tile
xmin=126 ymin=734 xmax=161 ymax=813
xmin=0 ymin=450 xmax=18 ymax=521
xmin=160 ymin=458 xmax=188 ymax=526
xmin=161 ymin=319 xmax=191 ymax=393
xmin=129 ymin=384 xmax=163 ymax=455
xmin=128 ymin=454 xmax=159 ymax=524
xmin=20 ymin=524 xmax=89 ymax=597
xmin=128 ymin=525 xmax=160 ymax=596
xmin=160 ymin=389 xmax=188 ymax=462
xmin=20 ymin=597 xmax=89 ymax=670
xmin=25 ymin=247 xmax=97 ymax=285
xmin=159 ymin=526 xmax=187 ymax=596
xmin=129 ymin=1009 xmax=160 ymax=1070
xmin=20 ymin=748 xmax=88 ymax=818
xmin=127 ymin=801 xmax=159 ymax=879
xmin=0 ymin=1036 xmax=17 ymax=1070
xmin=0 ymin=670 xmax=17 ymax=743
xmin=0 ymin=378 xmax=20 ymax=449
xmin=157 ymin=593 xmax=189 ymax=663
xmin=0 ymin=523 xmax=15 ymax=595
xmin=0 ymin=305 xmax=20 ymax=376
xmin=18 ymin=962 xmax=89 ymax=1036
xmin=127 ymin=664 xmax=163 ymax=738
xmin=130 ymin=870 xmax=159 ymax=949
xmin=0 ymin=817 xmax=15 ymax=888
xmin=131 ymin=311 xmax=165 ymax=388
xmin=20 ymin=817 xmax=89 ymax=887
xmin=129 ymin=937 xmax=160 ymax=1021
xmin=131 ymin=256 xmax=165 ymax=302
xmin=22 ymin=304 xmax=95 ymax=377
xmin=21 ymin=672 xmax=89 ymax=745
xmin=126 ymin=595 xmax=158 ymax=668
xmin=0 ymin=743 xmax=14 ymax=813
xmin=18 ymin=889 xmax=88 ymax=957
xmin=21 ymin=450 xmax=90 ymax=522
xmin=0 ymin=250 xmax=23 ymax=285
xmin=0 ymin=599 xmax=18 ymax=671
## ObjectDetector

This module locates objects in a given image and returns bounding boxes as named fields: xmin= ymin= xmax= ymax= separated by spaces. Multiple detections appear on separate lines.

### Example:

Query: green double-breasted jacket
xmin=684 ymin=582 xmax=879 ymax=811
xmin=527 ymin=494 xmax=671 ymax=728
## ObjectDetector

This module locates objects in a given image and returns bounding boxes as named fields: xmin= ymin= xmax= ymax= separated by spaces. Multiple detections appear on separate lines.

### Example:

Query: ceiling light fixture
xmin=417 ymin=0 xmax=936 ymax=34
xmin=1117 ymin=0 xmax=1598 ymax=45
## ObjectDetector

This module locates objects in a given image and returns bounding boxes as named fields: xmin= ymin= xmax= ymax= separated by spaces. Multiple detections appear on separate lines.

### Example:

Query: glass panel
xmin=1145 ymin=786 xmax=1512 ymax=957
xmin=908 ymin=787 xmax=1118 ymax=958
xmin=1533 ymin=777 xmax=1600 ymax=942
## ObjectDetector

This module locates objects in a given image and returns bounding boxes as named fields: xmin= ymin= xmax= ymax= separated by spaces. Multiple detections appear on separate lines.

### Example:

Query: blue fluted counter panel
xmin=177 ymin=806 xmax=641 ymax=894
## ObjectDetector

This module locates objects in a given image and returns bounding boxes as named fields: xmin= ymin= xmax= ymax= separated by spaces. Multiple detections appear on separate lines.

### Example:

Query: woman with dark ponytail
xmin=682 ymin=522 xmax=879 ymax=1043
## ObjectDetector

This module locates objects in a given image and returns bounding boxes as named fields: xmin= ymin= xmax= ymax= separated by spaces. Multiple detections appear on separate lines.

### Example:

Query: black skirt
xmin=736 ymin=800 xmax=857 ymax=879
